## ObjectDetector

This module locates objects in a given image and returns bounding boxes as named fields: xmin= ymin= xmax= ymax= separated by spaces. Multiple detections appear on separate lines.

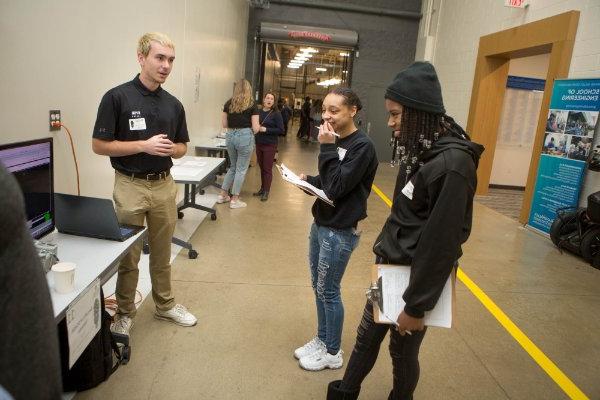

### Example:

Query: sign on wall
xmin=504 ymin=0 xmax=529 ymax=8
xmin=528 ymin=78 xmax=600 ymax=234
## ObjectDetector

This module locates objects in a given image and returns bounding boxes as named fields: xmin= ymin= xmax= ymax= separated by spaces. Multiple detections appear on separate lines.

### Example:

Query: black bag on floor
xmin=58 ymin=289 xmax=125 ymax=392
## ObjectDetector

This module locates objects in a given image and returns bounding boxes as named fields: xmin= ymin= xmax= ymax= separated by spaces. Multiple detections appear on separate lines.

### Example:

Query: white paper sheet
xmin=66 ymin=279 xmax=101 ymax=368
xmin=276 ymin=164 xmax=334 ymax=206
xmin=171 ymin=166 xmax=202 ymax=178
xmin=182 ymin=160 xmax=207 ymax=167
xmin=377 ymin=265 xmax=453 ymax=328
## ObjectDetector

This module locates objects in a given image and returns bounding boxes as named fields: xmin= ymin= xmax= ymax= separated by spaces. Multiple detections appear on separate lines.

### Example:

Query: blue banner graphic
xmin=528 ymin=79 xmax=600 ymax=233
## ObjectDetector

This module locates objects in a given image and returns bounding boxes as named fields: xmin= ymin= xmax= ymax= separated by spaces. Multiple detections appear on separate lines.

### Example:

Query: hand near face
xmin=143 ymin=134 xmax=174 ymax=156
xmin=318 ymin=122 xmax=337 ymax=144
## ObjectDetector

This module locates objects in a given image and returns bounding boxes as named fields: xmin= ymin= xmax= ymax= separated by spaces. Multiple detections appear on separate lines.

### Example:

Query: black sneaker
xmin=253 ymin=189 xmax=264 ymax=196
xmin=260 ymin=191 xmax=269 ymax=202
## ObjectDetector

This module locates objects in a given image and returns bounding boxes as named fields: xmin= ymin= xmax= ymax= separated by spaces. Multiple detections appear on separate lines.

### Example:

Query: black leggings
xmin=339 ymin=300 xmax=427 ymax=400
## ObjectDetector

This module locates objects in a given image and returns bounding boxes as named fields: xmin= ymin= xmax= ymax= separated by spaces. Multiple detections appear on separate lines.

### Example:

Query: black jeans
xmin=339 ymin=300 xmax=427 ymax=400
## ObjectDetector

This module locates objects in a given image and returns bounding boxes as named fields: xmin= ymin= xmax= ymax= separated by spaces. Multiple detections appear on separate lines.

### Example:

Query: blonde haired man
xmin=92 ymin=32 xmax=197 ymax=336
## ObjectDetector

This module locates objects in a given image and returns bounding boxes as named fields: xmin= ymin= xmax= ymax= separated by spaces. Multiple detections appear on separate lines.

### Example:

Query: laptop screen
xmin=0 ymin=138 xmax=54 ymax=240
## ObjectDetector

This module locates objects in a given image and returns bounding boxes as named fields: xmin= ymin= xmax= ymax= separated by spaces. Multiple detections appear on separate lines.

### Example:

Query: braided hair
xmin=396 ymin=106 xmax=470 ymax=181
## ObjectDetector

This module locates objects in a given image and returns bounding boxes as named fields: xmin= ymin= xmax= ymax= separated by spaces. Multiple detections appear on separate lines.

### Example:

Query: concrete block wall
xmin=426 ymin=0 xmax=600 ymax=127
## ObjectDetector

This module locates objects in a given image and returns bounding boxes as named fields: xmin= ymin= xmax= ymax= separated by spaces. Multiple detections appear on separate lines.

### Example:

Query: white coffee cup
xmin=52 ymin=262 xmax=76 ymax=294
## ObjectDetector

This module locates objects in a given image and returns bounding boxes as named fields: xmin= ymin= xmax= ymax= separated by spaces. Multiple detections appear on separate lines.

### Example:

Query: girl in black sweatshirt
xmin=294 ymin=87 xmax=378 ymax=372
xmin=327 ymin=63 xmax=484 ymax=399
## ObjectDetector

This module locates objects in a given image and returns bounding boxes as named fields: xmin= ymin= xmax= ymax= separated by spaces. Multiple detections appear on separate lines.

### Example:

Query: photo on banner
xmin=528 ymin=79 xmax=600 ymax=234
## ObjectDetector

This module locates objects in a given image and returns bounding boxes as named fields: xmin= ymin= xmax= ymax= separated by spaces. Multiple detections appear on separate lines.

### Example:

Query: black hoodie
xmin=373 ymin=135 xmax=484 ymax=318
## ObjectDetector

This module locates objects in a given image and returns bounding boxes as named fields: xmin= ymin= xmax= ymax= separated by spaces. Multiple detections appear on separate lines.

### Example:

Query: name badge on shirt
xmin=129 ymin=118 xmax=146 ymax=131
xmin=402 ymin=180 xmax=414 ymax=200
xmin=337 ymin=147 xmax=347 ymax=161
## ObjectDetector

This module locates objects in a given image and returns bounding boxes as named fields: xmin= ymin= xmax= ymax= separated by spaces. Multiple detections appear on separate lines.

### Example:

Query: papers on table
xmin=171 ymin=166 xmax=202 ymax=178
xmin=172 ymin=159 xmax=207 ymax=167
xmin=171 ymin=159 xmax=207 ymax=178
xmin=371 ymin=264 xmax=454 ymax=328
xmin=276 ymin=163 xmax=334 ymax=206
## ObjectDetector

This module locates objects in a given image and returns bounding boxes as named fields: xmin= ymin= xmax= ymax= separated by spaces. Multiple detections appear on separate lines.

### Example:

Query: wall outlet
xmin=49 ymin=110 xmax=61 ymax=131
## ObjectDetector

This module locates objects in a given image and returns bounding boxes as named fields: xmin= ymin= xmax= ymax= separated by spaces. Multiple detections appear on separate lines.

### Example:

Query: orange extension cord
xmin=56 ymin=123 xmax=81 ymax=196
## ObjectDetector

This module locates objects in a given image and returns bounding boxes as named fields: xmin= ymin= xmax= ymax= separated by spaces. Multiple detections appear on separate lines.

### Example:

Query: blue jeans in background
xmin=308 ymin=222 xmax=360 ymax=354
xmin=222 ymin=128 xmax=254 ymax=196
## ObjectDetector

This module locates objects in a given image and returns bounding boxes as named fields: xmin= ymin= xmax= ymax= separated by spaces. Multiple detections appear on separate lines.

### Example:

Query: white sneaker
xmin=294 ymin=336 xmax=326 ymax=359
xmin=154 ymin=304 xmax=197 ymax=327
xmin=229 ymin=199 xmax=247 ymax=209
xmin=299 ymin=348 xmax=343 ymax=371
xmin=217 ymin=194 xmax=231 ymax=204
xmin=111 ymin=315 xmax=133 ymax=336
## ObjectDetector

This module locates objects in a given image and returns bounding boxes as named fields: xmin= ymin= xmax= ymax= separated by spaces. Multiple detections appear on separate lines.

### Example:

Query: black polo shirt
xmin=93 ymin=74 xmax=189 ymax=174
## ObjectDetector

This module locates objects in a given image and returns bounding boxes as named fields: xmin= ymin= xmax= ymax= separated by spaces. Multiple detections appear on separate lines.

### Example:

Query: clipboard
xmin=367 ymin=264 xmax=456 ymax=328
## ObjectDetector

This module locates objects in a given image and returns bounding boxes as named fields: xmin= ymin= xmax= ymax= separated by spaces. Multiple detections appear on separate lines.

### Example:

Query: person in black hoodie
xmin=327 ymin=62 xmax=484 ymax=399
xmin=294 ymin=87 xmax=378 ymax=372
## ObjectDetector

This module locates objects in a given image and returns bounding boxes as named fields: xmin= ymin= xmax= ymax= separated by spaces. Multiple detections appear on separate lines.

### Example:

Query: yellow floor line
xmin=371 ymin=183 xmax=590 ymax=400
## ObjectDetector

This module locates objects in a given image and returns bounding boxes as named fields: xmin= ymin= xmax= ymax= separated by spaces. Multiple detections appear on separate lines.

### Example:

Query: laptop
xmin=54 ymin=193 xmax=144 ymax=241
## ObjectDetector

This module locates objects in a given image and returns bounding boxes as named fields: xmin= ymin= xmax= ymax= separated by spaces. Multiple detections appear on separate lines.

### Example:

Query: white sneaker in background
xmin=111 ymin=315 xmax=134 ymax=336
xmin=217 ymin=194 xmax=231 ymax=204
xmin=229 ymin=199 xmax=247 ymax=209
xmin=294 ymin=336 xmax=326 ymax=360
xmin=299 ymin=348 xmax=343 ymax=371
xmin=154 ymin=304 xmax=197 ymax=327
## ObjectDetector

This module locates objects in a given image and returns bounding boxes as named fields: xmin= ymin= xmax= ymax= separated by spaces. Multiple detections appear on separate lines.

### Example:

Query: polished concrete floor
xmin=77 ymin=136 xmax=600 ymax=400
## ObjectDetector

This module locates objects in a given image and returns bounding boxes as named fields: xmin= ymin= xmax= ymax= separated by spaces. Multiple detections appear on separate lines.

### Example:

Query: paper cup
xmin=52 ymin=262 xmax=76 ymax=294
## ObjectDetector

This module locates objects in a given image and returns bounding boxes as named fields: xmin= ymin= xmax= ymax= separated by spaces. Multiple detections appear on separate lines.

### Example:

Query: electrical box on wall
xmin=49 ymin=110 xmax=61 ymax=131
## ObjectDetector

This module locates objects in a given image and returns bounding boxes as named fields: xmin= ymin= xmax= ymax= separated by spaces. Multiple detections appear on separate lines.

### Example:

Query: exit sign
xmin=504 ymin=0 xmax=528 ymax=7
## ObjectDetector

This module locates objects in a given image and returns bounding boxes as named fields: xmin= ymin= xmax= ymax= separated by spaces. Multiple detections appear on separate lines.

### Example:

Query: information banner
xmin=528 ymin=79 xmax=600 ymax=233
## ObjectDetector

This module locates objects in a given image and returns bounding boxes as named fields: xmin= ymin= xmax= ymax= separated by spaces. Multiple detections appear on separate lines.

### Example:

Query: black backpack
xmin=58 ymin=289 xmax=126 ymax=392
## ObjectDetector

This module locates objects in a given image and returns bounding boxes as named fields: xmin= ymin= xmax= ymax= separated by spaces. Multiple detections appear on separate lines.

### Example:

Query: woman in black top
xmin=293 ymin=87 xmax=378 ymax=372
xmin=254 ymin=91 xmax=284 ymax=201
xmin=218 ymin=79 xmax=260 ymax=209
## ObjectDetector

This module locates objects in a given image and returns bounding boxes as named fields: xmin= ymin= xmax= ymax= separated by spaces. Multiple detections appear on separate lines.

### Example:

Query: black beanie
xmin=385 ymin=61 xmax=445 ymax=115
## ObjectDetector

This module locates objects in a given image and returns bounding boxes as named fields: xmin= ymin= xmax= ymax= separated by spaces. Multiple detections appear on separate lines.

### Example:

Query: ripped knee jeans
xmin=308 ymin=222 xmax=360 ymax=353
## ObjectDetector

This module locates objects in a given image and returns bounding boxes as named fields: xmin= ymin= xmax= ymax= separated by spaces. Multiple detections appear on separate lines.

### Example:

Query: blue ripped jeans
xmin=309 ymin=222 xmax=360 ymax=354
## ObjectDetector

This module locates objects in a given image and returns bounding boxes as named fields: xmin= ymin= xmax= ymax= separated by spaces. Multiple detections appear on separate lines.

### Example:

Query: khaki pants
xmin=113 ymin=171 xmax=178 ymax=317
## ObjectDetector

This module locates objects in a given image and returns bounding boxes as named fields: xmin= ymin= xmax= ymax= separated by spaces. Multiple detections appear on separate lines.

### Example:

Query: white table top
xmin=43 ymin=229 xmax=147 ymax=321
xmin=194 ymin=137 xmax=227 ymax=150
xmin=171 ymin=156 xmax=225 ymax=184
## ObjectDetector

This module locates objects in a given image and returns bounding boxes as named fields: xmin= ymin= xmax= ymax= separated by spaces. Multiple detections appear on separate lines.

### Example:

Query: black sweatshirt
xmin=373 ymin=135 xmax=484 ymax=318
xmin=255 ymin=109 xmax=284 ymax=145
xmin=306 ymin=130 xmax=378 ymax=229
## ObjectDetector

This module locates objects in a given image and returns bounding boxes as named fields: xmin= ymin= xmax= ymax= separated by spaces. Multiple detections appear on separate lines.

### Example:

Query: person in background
xmin=218 ymin=79 xmax=261 ymax=209
xmin=295 ymin=87 xmax=378 ymax=372
xmin=309 ymin=99 xmax=323 ymax=143
xmin=327 ymin=62 xmax=483 ymax=400
xmin=278 ymin=97 xmax=292 ymax=136
xmin=254 ymin=91 xmax=284 ymax=202
xmin=92 ymin=32 xmax=197 ymax=335
xmin=0 ymin=165 xmax=62 ymax=399
xmin=297 ymin=96 xmax=312 ymax=139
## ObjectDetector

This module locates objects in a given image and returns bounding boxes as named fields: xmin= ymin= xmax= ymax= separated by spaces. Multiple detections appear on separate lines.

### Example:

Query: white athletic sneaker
xmin=299 ymin=348 xmax=343 ymax=371
xmin=229 ymin=199 xmax=247 ymax=209
xmin=217 ymin=194 xmax=231 ymax=204
xmin=154 ymin=304 xmax=197 ymax=327
xmin=294 ymin=336 xmax=326 ymax=360
xmin=111 ymin=315 xmax=133 ymax=336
